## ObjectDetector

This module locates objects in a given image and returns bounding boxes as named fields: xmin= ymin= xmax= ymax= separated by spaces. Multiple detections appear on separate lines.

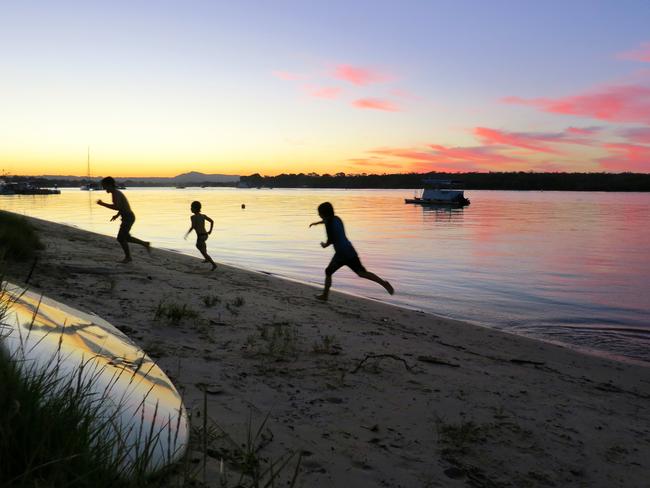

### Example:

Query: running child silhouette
xmin=184 ymin=201 xmax=217 ymax=271
xmin=96 ymin=176 xmax=150 ymax=263
xmin=310 ymin=202 xmax=394 ymax=301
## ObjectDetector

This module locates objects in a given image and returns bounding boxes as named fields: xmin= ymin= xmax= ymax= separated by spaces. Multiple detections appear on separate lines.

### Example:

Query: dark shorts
xmin=326 ymin=253 xmax=366 ymax=276
xmin=118 ymin=213 xmax=135 ymax=241
xmin=196 ymin=233 xmax=208 ymax=247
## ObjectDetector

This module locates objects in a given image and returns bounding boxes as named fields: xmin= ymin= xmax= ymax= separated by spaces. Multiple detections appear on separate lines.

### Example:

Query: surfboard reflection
xmin=0 ymin=283 xmax=189 ymax=474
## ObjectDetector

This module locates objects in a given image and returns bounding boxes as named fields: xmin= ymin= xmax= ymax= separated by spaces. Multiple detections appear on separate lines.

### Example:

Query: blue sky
xmin=2 ymin=0 xmax=650 ymax=175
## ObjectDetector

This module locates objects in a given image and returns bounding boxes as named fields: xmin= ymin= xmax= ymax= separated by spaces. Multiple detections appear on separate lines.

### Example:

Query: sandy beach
xmin=5 ymin=215 xmax=650 ymax=488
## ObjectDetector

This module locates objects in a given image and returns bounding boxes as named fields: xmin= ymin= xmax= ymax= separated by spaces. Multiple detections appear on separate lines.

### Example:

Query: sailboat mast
xmin=87 ymin=146 xmax=90 ymax=178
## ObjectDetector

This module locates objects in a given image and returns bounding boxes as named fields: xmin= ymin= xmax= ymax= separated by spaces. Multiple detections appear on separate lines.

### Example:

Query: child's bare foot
xmin=383 ymin=281 xmax=394 ymax=295
xmin=211 ymin=263 xmax=217 ymax=271
xmin=144 ymin=242 xmax=152 ymax=255
xmin=119 ymin=257 xmax=132 ymax=264
xmin=315 ymin=293 xmax=328 ymax=301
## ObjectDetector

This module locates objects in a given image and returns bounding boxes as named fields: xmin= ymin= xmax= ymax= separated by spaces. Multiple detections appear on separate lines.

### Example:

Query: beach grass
xmin=153 ymin=299 xmax=199 ymax=325
xmin=0 ymin=210 xmax=44 ymax=261
xmin=244 ymin=323 xmax=299 ymax=361
xmin=190 ymin=403 xmax=302 ymax=488
xmin=201 ymin=294 xmax=221 ymax=307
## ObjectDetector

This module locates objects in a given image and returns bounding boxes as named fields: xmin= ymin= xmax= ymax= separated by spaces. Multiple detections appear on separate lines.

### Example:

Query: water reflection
xmin=2 ymin=188 xmax=650 ymax=363
xmin=0 ymin=283 xmax=189 ymax=472
xmin=420 ymin=204 xmax=465 ymax=222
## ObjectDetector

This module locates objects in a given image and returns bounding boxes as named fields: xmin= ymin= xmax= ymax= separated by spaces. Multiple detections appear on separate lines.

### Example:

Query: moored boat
xmin=0 ymin=179 xmax=15 ymax=195
xmin=405 ymin=179 xmax=470 ymax=206
xmin=0 ymin=181 xmax=61 ymax=195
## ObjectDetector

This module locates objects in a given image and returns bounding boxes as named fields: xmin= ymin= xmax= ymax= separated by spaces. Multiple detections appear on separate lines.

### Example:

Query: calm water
xmin=3 ymin=188 xmax=649 ymax=363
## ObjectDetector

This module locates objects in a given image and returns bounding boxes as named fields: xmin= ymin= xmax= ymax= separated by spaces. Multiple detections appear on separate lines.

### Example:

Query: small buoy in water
xmin=241 ymin=204 xmax=246 ymax=209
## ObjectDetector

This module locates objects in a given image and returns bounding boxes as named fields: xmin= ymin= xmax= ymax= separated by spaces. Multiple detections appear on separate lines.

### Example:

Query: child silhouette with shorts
xmin=310 ymin=201 xmax=394 ymax=301
xmin=96 ymin=176 xmax=150 ymax=263
xmin=185 ymin=200 xmax=217 ymax=271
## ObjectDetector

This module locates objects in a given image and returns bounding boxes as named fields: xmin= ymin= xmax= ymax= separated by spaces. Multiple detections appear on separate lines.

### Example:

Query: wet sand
xmin=6 ymin=215 xmax=650 ymax=487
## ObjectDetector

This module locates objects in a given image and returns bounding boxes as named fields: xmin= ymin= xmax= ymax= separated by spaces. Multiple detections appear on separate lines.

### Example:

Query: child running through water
xmin=185 ymin=201 xmax=217 ymax=271
xmin=310 ymin=201 xmax=394 ymax=301
xmin=96 ymin=176 xmax=150 ymax=263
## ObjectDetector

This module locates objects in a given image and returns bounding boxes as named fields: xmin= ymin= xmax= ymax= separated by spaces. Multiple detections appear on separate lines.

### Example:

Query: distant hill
xmin=171 ymin=172 xmax=239 ymax=183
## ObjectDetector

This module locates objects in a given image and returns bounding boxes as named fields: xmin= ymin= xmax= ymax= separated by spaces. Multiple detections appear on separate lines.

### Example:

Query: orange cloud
xmin=333 ymin=64 xmax=390 ymax=85
xmin=352 ymin=98 xmax=399 ymax=112
xmin=531 ymin=162 xmax=568 ymax=172
xmin=618 ymin=42 xmax=650 ymax=63
xmin=598 ymin=143 xmax=650 ymax=172
xmin=502 ymin=85 xmax=650 ymax=124
xmin=349 ymin=158 xmax=403 ymax=169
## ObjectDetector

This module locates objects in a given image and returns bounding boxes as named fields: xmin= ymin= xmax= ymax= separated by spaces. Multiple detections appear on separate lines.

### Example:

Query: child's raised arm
xmin=96 ymin=199 xmax=118 ymax=210
xmin=205 ymin=215 xmax=214 ymax=234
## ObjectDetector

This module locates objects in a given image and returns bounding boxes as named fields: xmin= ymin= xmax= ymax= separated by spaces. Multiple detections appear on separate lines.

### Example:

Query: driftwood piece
xmin=351 ymin=354 xmax=413 ymax=373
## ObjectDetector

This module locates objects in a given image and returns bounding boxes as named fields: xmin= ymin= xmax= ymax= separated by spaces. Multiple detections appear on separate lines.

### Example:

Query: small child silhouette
xmin=184 ymin=200 xmax=217 ymax=271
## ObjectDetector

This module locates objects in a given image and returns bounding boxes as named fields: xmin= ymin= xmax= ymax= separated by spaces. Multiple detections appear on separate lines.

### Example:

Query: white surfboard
xmin=0 ymin=282 xmax=189 ymax=475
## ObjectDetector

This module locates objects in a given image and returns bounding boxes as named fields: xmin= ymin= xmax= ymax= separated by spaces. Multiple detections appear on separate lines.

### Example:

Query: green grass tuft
xmin=153 ymin=300 xmax=200 ymax=325
xmin=0 ymin=211 xmax=44 ymax=261
xmin=201 ymin=294 xmax=221 ymax=307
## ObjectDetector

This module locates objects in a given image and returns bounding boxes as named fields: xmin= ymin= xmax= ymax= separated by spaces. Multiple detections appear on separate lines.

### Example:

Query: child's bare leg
xmin=197 ymin=242 xmax=217 ymax=270
xmin=128 ymin=236 xmax=151 ymax=254
xmin=202 ymin=251 xmax=217 ymax=270
xmin=358 ymin=270 xmax=394 ymax=295
xmin=317 ymin=273 xmax=332 ymax=301
xmin=118 ymin=238 xmax=132 ymax=263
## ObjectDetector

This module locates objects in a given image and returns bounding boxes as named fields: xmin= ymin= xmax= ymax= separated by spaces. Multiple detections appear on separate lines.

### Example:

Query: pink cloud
xmin=272 ymin=71 xmax=306 ymax=81
xmin=474 ymin=126 xmax=598 ymax=154
xmin=368 ymin=144 xmax=529 ymax=172
xmin=475 ymin=127 xmax=560 ymax=153
xmin=502 ymin=85 xmax=650 ymax=124
xmin=307 ymin=86 xmax=343 ymax=99
xmin=390 ymin=88 xmax=418 ymax=100
xmin=333 ymin=64 xmax=390 ymax=85
xmin=598 ymin=143 xmax=650 ymax=172
xmin=352 ymin=98 xmax=399 ymax=112
xmin=566 ymin=126 xmax=602 ymax=135
xmin=618 ymin=42 xmax=650 ymax=63
xmin=620 ymin=127 xmax=650 ymax=144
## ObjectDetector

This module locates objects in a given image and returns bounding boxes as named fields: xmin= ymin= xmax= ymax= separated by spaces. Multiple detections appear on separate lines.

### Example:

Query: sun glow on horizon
xmin=2 ymin=2 xmax=650 ymax=176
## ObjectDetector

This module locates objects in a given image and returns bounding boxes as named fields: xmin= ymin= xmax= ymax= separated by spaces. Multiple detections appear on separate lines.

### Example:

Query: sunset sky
xmin=2 ymin=0 xmax=650 ymax=177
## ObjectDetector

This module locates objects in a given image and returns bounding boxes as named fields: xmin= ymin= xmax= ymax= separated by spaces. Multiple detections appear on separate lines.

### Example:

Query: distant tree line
xmin=241 ymin=171 xmax=650 ymax=191
xmin=6 ymin=172 xmax=650 ymax=191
